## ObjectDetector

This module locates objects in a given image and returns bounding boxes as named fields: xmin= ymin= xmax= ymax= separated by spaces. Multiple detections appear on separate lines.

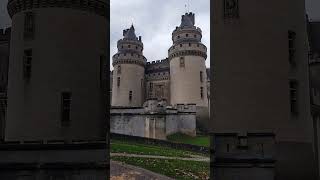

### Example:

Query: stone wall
xmin=110 ymin=103 xmax=196 ymax=140
xmin=0 ymin=141 xmax=108 ymax=180
xmin=211 ymin=133 xmax=276 ymax=180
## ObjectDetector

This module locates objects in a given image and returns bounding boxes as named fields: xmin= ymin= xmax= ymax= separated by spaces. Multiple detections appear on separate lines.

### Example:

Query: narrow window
xmin=121 ymin=45 xmax=123 ymax=49
xmin=189 ymin=43 xmax=191 ymax=47
xmin=124 ymin=53 xmax=126 ymax=56
xmin=61 ymin=92 xmax=71 ymax=126
xmin=177 ymin=35 xmax=180 ymax=39
xmin=200 ymin=87 xmax=204 ymax=99
xmin=200 ymin=71 xmax=203 ymax=82
xmin=288 ymin=30 xmax=296 ymax=66
xmin=186 ymin=34 xmax=189 ymax=37
xmin=150 ymin=82 xmax=153 ymax=91
xmin=136 ymin=46 xmax=138 ymax=49
xmin=23 ymin=49 xmax=32 ymax=81
xmin=128 ymin=45 xmax=131 ymax=48
xmin=129 ymin=91 xmax=132 ymax=101
xmin=117 ymin=65 xmax=121 ymax=74
xmin=224 ymin=0 xmax=240 ymax=19
xmin=24 ymin=12 xmax=35 ymax=40
xmin=180 ymin=57 xmax=185 ymax=68
xmin=117 ymin=77 xmax=120 ymax=87
xmin=131 ymin=53 xmax=134 ymax=56
xmin=180 ymin=44 xmax=183 ymax=47
xmin=194 ymin=34 xmax=197 ymax=38
xmin=290 ymin=80 xmax=298 ymax=114
xmin=227 ymin=144 xmax=230 ymax=152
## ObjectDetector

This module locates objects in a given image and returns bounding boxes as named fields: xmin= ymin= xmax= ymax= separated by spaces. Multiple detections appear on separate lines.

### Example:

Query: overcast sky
xmin=1 ymin=0 xmax=320 ymax=69
xmin=110 ymin=0 xmax=210 ymax=69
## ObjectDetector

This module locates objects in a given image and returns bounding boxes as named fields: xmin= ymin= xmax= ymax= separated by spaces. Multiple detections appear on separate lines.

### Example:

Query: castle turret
xmin=168 ymin=12 xmax=208 ymax=116
xmin=5 ymin=0 xmax=108 ymax=141
xmin=168 ymin=12 xmax=209 ymax=130
xmin=112 ymin=25 xmax=146 ymax=107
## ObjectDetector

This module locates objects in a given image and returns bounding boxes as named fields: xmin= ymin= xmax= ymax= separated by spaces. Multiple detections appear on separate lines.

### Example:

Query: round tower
xmin=5 ymin=0 xmax=108 ymax=141
xmin=112 ymin=25 xmax=146 ymax=107
xmin=169 ymin=12 xmax=208 ymax=107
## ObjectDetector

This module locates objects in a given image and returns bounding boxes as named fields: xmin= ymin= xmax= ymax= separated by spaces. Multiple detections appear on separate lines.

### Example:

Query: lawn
xmin=167 ymin=133 xmax=210 ymax=147
xmin=112 ymin=156 xmax=209 ymax=180
xmin=111 ymin=139 xmax=205 ymax=157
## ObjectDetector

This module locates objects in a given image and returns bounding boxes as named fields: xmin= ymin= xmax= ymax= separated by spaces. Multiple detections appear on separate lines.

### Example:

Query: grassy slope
xmin=167 ymin=133 xmax=210 ymax=147
xmin=111 ymin=140 xmax=205 ymax=157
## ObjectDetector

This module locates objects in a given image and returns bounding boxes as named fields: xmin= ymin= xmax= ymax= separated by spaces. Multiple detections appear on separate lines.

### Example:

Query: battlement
xmin=175 ymin=104 xmax=196 ymax=113
xmin=0 ymin=28 xmax=11 ymax=41
xmin=146 ymin=58 xmax=169 ymax=65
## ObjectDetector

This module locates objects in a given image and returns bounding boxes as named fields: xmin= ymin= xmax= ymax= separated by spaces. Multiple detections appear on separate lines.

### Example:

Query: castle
xmin=110 ymin=12 xmax=210 ymax=138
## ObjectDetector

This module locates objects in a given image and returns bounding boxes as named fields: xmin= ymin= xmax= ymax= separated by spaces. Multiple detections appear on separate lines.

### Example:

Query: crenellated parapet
xmin=0 ymin=28 xmax=11 ymax=42
xmin=7 ymin=0 xmax=107 ymax=17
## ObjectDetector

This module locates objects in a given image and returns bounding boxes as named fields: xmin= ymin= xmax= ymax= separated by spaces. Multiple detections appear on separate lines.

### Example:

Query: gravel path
xmin=110 ymin=160 xmax=174 ymax=180
xmin=111 ymin=153 xmax=210 ymax=162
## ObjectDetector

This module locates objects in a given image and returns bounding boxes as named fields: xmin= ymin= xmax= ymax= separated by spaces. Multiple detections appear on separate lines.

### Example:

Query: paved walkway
xmin=111 ymin=153 xmax=210 ymax=162
xmin=110 ymin=160 xmax=174 ymax=180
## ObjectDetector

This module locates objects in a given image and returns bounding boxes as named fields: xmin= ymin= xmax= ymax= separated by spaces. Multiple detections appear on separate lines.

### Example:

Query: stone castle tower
xmin=5 ymin=0 xmax=108 ymax=141
xmin=111 ymin=25 xmax=146 ymax=107
xmin=168 ymin=12 xmax=208 ymax=107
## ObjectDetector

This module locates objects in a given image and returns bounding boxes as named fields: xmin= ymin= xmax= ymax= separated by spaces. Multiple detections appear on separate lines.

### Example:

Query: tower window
xmin=117 ymin=65 xmax=121 ymax=74
xmin=200 ymin=71 xmax=203 ymax=82
xmin=23 ymin=49 xmax=32 ymax=81
xmin=180 ymin=44 xmax=183 ymax=47
xmin=24 ymin=12 xmax=35 ymax=40
xmin=117 ymin=77 xmax=120 ymax=87
xmin=121 ymin=45 xmax=123 ymax=49
xmin=189 ymin=43 xmax=191 ymax=47
xmin=290 ymin=80 xmax=298 ymax=115
xmin=129 ymin=91 xmax=132 ymax=101
xmin=186 ymin=34 xmax=189 ymax=37
xmin=200 ymin=87 xmax=204 ymax=99
xmin=177 ymin=35 xmax=180 ymax=39
xmin=194 ymin=34 xmax=197 ymax=38
xmin=61 ymin=92 xmax=71 ymax=127
xmin=150 ymin=82 xmax=153 ymax=91
xmin=288 ymin=30 xmax=296 ymax=66
xmin=180 ymin=57 xmax=185 ymax=68
xmin=224 ymin=0 xmax=240 ymax=19
xmin=197 ymin=44 xmax=200 ymax=47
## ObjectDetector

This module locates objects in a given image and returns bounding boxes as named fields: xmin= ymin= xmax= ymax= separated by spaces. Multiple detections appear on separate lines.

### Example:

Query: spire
xmin=180 ymin=12 xmax=195 ymax=27
xmin=123 ymin=24 xmax=137 ymax=40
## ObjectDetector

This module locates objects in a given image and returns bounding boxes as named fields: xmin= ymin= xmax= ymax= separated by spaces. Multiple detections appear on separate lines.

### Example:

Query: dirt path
xmin=110 ymin=160 xmax=174 ymax=180
xmin=111 ymin=153 xmax=210 ymax=162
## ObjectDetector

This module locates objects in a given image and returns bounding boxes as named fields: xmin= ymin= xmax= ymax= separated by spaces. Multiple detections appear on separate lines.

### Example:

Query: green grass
xmin=167 ymin=133 xmax=210 ymax=147
xmin=112 ymin=156 xmax=209 ymax=180
xmin=111 ymin=139 xmax=205 ymax=157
